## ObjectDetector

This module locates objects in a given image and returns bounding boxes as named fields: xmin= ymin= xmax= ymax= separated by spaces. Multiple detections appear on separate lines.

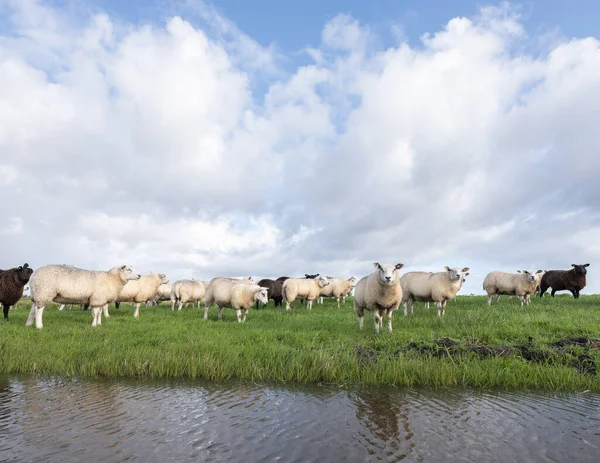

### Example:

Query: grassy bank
xmin=1 ymin=295 xmax=599 ymax=390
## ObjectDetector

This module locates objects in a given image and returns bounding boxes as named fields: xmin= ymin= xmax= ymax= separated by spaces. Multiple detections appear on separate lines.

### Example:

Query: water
xmin=0 ymin=375 xmax=598 ymax=462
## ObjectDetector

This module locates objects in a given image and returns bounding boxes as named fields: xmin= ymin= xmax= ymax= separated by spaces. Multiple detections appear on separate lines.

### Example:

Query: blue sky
xmin=58 ymin=0 xmax=600 ymax=51
xmin=2 ymin=0 xmax=600 ymax=296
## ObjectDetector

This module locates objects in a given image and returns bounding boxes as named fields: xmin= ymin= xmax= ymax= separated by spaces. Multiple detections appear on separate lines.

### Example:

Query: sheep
xmin=354 ymin=263 xmax=404 ymax=334
xmin=539 ymin=264 xmax=589 ymax=299
xmin=318 ymin=276 xmax=358 ymax=308
xmin=170 ymin=279 xmax=205 ymax=311
xmin=401 ymin=266 xmax=470 ymax=316
xmin=27 ymin=265 xmax=141 ymax=329
xmin=282 ymin=276 xmax=330 ymax=311
xmin=203 ymin=279 xmax=267 ymax=322
xmin=255 ymin=278 xmax=286 ymax=309
xmin=482 ymin=270 xmax=543 ymax=306
xmin=203 ymin=277 xmax=255 ymax=320
xmin=115 ymin=273 xmax=169 ymax=317
xmin=150 ymin=283 xmax=173 ymax=305
xmin=0 ymin=263 xmax=33 ymax=321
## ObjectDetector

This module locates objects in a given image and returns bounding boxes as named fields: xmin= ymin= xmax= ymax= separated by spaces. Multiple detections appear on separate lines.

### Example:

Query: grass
xmin=1 ymin=295 xmax=599 ymax=391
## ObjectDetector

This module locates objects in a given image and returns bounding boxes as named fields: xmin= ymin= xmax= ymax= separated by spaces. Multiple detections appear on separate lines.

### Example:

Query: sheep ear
xmin=536 ymin=270 xmax=543 ymax=273
xmin=395 ymin=263 xmax=404 ymax=270
xmin=120 ymin=265 xmax=127 ymax=270
xmin=517 ymin=270 xmax=521 ymax=273
xmin=465 ymin=272 xmax=470 ymax=276
xmin=444 ymin=266 xmax=450 ymax=271
xmin=584 ymin=263 xmax=590 ymax=267
xmin=572 ymin=264 xmax=576 ymax=267
xmin=17 ymin=266 xmax=22 ymax=270
xmin=23 ymin=263 xmax=29 ymax=268
xmin=462 ymin=267 xmax=470 ymax=272
xmin=373 ymin=263 xmax=381 ymax=269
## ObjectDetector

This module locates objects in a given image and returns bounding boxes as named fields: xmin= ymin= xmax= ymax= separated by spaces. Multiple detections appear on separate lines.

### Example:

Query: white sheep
xmin=282 ymin=276 xmax=330 ymax=311
xmin=354 ymin=263 xmax=404 ymax=334
xmin=203 ymin=277 xmax=255 ymax=320
xmin=401 ymin=266 xmax=470 ymax=317
xmin=149 ymin=283 xmax=173 ymax=305
xmin=27 ymin=264 xmax=141 ymax=329
xmin=203 ymin=280 xmax=268 ymax=322
xmin=482 ymin=270 xmax=543 ymax=306
xmin=318 ymin=277 xmax=358 ymax=308
xmin=170 ymin=279 xmax=206 ymax=311
xmin=116 ymin=273 xmax=169 ymax=317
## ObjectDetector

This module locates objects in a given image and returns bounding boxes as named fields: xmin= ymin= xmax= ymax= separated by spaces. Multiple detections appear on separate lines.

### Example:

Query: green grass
xmin=1 ymin=295 xmax=599 ymax=391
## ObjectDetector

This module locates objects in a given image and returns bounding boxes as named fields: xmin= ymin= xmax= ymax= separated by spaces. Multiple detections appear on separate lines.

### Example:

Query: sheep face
xmin=15 ymin=263 xmax=33 ymax=284
xmin=317 ymin=276 xmax=330 ymax=288
xmin=444 ymin=266 xmax=470 ymax=282
xmin=158 ymin=273 xmax=169 ymax=284
xmin=348 ymin=276 xmax=359 ymax=286
xmin=119 ymin=265 xmax=141 ymax=281
xmin=255 ymin=287 xmax=269 ymax=305
xmin=572 ymin=264 xmax=590 ymax=276
xmin=373 ymin=263 xmax=404 ymax=285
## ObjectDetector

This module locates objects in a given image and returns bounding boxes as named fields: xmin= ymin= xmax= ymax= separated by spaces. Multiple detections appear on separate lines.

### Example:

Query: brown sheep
xmin=0 ymin=263 xmax=33 ymax=320
xmin=539 ymin=264 xmax=589 ymax=298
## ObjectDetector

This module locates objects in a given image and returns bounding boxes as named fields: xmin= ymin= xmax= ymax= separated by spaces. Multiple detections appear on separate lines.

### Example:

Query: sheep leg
xmin=26 ymin=303 xmax=37 ymax=326
xmin=91 ymin=307 xmax=100 ymax=327
xmin=487 ymin=295 xmax=493 ymax=306
xmin=178 ymin=301 xmax=183 ymax=311
xmin=285 ymin=300 xmax=292 ymax=312
xmin=410 ymin=299 xmax=414 ymax=314
xmin=242 ymin=309 xmax=248 ymax=322
xmin=570 ymin=289 xmax=577 ymax=299
xmin=103 ymin=304 xmax=110 ymax=318
xmin=373 ymin=311 xmax=381 ymax=335
xmin=171 ymin=299 xmax=176 ymax=312
xmin=236 ymin=309 xmax=242 ymax=323
xmin=35 ymin=305 xmax=45 ymax=329
xmin=115 ymin=302 xmax=120 ymax=310
xmin=58 ymin=304 xmax=65 ymax=311
xmin=387 ymin=310 xmax=393 ymax=333
xmin=355 ymin=303 xmax=364 ymax=330
xmin=307 ymin=299 xmax=313 ymax=310
xmin=551 ymin=288 xmax=556 ymax=297
xmin=3 ymin=304 xmax=9 ymax=321
xmin=442 ymin=300 xmax=447 ymax=316
xmin=436 ymin=301 xmax=443 ymax=317
xmin=133 ymin=303 xmax=140 ymax=318
xmin=217 ymin=306 xmax=223 ymax=321
xmin=204 ymin=304 xmax=210 ymax=320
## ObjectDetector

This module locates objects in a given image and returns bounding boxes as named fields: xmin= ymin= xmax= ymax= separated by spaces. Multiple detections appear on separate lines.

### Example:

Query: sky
xmin=1 ymin=0 xmax=600 ymax=296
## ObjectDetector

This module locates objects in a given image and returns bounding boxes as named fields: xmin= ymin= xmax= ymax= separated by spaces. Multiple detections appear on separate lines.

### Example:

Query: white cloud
xmin=1 ymin=1 xmax=600 ymax=295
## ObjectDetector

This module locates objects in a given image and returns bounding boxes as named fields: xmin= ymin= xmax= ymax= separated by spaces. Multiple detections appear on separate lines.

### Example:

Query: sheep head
xmin=572 ymin=264 xmax=590 ymax=275
xmin=254 ymin=287 xmax=269 ymax=305
xmin=373 ymin=263 xmax=404 ymax=285
xmin=316 ymin=276 xmax=330 ymax=288
xmin=119 ymin=265 xmax=141 ymax=281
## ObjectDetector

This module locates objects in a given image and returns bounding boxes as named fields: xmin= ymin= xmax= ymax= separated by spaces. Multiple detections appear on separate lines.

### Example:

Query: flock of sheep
xmin=0 ymin=261 xmax=591 ymax=334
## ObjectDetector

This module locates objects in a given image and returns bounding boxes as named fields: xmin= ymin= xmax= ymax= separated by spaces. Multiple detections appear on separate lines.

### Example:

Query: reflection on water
xmin=0 ymin=374 xmax=598 ymax=462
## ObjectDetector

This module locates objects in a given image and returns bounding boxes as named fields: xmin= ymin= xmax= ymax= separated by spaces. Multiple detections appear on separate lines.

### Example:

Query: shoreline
xmin=1 ymin=296 xmax=598 ymax=391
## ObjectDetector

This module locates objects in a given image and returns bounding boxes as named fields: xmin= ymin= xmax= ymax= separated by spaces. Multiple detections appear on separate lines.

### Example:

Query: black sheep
xmin=539 ymin=263 xmax=589 ymax=299
xmin=0 ymin=263 xmax=34 ymax=320
xmin=256 ymin=278 xmax=288 ymax=309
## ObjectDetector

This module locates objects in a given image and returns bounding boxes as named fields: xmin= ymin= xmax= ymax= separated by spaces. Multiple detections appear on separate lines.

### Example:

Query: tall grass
xmin=1 ymin=295 xmax=599 ymax=390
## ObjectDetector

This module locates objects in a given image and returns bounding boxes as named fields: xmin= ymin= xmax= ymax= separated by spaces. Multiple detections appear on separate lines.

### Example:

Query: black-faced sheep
xmin=0 ymin=263 xmax=33 ymax=321
xmin=539 ymin=264 xmax=589 ymax=298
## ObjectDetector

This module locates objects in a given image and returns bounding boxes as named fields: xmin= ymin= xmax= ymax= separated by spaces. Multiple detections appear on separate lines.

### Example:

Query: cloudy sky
xmin=1 ymin=0 xmax=599 ymax=295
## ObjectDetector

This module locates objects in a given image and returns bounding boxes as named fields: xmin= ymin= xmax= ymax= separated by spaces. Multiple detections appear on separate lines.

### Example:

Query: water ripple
xmin=0 ymin=375 xmax=599 ymax=462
